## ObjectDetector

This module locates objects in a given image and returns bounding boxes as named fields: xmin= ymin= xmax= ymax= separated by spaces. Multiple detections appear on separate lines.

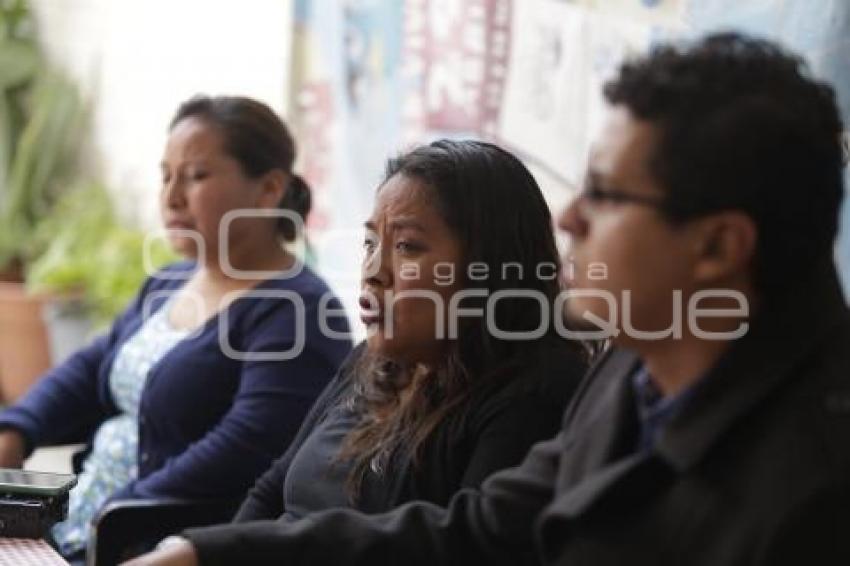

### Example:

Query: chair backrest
xmin=87 ymin=497 xmax=242 ymax=566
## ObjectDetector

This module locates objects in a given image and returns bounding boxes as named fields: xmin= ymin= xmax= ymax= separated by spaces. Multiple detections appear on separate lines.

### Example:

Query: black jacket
xmin=185 ymin=274 xmax=850 ymax=566
xmin=187 ymin=337 xmax=586 ymax=554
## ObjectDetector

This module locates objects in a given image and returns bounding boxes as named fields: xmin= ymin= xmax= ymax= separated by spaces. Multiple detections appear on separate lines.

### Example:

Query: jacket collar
xmin=545 ymin=268 xmax=849 ymax=523
xmin=656 ymin=269 xmax=849 ymax=472
xmin=559 ymin=349 xmax=640 ymax=474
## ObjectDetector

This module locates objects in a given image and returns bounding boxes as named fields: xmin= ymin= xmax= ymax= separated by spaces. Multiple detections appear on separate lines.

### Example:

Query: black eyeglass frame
xmin=579 ymin=186 xmax=668 ymax=210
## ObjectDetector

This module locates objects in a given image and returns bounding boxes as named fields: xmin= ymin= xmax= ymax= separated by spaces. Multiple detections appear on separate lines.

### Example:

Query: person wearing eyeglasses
xmin=128 ymin=32 xmax=850 ymax=566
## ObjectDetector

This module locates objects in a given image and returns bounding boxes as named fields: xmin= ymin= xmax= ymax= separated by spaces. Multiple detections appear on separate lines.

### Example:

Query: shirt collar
xmin=654 ymin=269 xmax=849 ymax=472
xmin=631 ymin=365 xmax=702 ymax=453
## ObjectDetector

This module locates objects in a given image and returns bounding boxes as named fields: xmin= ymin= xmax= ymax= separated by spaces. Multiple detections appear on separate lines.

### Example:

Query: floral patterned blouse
xmin=52 ymin=301 xmax=188 ymax=556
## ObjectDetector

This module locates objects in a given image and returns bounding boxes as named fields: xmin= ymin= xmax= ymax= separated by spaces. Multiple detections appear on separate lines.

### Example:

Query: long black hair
xmin=341 ymin=140 xmax=583 ymax=495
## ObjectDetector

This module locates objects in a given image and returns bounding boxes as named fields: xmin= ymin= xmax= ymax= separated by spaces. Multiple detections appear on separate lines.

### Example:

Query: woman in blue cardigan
xmin=0 ymin=95 xmax=353 ymax=559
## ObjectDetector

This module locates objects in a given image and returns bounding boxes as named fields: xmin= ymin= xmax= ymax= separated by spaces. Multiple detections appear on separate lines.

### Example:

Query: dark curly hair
xmin=170 ymin=95 xmax=311 ymax=242
xmin=340 ymin=140 xmax=584 ymax=496
xmin=603 ymin=32 xmax=845 ymax=297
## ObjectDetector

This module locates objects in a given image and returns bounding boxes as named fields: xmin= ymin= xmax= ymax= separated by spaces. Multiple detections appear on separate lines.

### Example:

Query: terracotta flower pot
xmin=0 ymin=282 xmax=52 ymax=404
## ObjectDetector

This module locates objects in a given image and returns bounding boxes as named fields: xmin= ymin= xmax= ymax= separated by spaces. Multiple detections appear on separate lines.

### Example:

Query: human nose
xmin=557 ymin=192 xmax=590 ymax=239
xmin=361 ymin=238 xmax=392 ymax=290
xmin=161 ymin=175 xmax=185 ymax=209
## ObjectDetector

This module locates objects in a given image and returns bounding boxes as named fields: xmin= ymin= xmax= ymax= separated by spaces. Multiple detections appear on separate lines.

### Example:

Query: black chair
xmin=63 ymin=447 xmax=240 ymax=566
xmin=86 ymin=497 xmax=241 ymax=566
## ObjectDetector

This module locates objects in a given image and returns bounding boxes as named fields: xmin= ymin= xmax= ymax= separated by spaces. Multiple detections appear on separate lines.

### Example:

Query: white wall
xmin=30 ymin=0 xmax=294 ymax=229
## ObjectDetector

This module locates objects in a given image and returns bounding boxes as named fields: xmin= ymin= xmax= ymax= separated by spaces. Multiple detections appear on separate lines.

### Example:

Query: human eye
xmin=363 ymin=231 xmax=378 ymax=254
xmin=584 ymin=185 xmax=605 ymax=203
xmin=190 ymin=169 xmax=209 ymax=181
xmin=585 ymin=185 xmax=629 ymax=206
xmin=586 ymin=184 xmax=617 ymax=203
xmin=395 ymin=239 xmax=423 ymax=255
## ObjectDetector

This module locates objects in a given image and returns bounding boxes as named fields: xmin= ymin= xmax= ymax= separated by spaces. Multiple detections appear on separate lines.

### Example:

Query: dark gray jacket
xmin=186 ymin=274 xmax=850 ymax=565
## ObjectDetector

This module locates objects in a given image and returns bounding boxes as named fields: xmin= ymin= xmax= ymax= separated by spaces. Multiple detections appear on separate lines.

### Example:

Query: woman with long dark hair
xmin=128 ymin=139 xmax=588 ymax=566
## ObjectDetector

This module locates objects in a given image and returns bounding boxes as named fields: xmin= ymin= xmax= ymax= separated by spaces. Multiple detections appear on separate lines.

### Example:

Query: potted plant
xmin=0 ymin=0 xmax=88 ymax=402
xmin=0 ymin=2 xmax=84 ymax=277
xmin=27 ymin=182 xmax=177 ymax=359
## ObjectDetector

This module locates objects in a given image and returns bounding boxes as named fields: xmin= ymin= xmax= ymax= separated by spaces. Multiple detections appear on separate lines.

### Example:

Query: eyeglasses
xmin=577 ymin=186 xmax=667 ymax=215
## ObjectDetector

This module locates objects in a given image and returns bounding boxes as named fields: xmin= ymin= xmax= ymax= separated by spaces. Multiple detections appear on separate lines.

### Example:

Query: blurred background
xmin=0 ymin=0 xmax=848 ymax=407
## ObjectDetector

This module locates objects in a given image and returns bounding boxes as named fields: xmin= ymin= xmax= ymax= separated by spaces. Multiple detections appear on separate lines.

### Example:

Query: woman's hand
xmin=0 ymin=429 xmax=26 ymax=468
xmin=119 ymin=538 xmax=199 ymax=566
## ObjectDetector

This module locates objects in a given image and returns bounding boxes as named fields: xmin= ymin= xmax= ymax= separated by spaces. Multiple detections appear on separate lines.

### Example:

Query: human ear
xmin=256 ymin=170 xmax=286 ymax=209
xmin=691 ymin=211 xmax=757 ymax=284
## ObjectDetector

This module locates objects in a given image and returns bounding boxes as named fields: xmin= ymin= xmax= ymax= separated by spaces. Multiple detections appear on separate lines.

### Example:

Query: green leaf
xmin=0 ymin=38 xmax=37 ymax=89
xmin=26 ymin=182 xmax=178 ymax=326
xmin=1 ymin=70 xmax=83 ymax=268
